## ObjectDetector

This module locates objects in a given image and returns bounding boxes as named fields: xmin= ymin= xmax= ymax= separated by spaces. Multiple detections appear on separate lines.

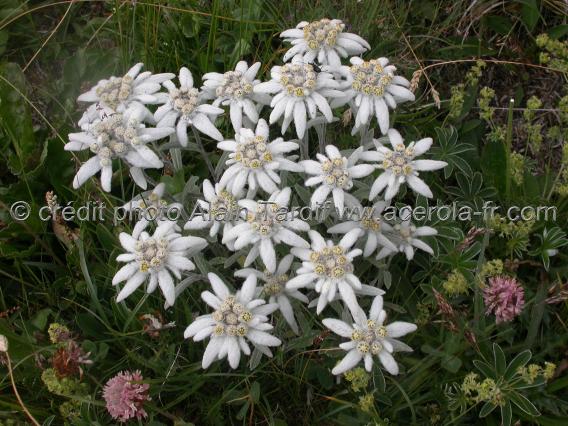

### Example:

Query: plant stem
xmin=300 ymin=131 xmax=309 ymax=160
xmin=5 ymin=352 xmax=40 ymax=426
xmin=191 ymin=127 xmax=216 ymax=179
xmin=505 ymin=98 xmax=514 ymax=202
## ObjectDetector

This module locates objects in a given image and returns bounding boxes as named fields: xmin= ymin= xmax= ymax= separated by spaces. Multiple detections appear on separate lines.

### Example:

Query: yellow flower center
xmin=350 ymin=59 xmax=394 ymax=97
xmin=311 ymin=245 xmax=353 ymax=279
xmin=302 ymin=19 xmax=344 ymax=48
xmin=280 ymin=63 xmax=317 ymax=97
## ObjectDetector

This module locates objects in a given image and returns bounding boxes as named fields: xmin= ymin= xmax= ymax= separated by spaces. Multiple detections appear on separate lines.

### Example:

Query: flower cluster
xmin=483 ymin=275 xmax=525 ymax=323
xmin=103 ymin=370 xmax=151 ymax=422
xmin=64 ymin=18 xmax=450 ymax=377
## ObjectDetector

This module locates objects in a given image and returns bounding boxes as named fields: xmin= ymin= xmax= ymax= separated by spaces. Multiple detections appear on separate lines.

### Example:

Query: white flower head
xmin=202 ymin=61 xmax=270 ymax=131
xmin=328 ymin=200 xmax=397 ymax=257
xmin=184 ymin=272 xmax=282 ymax=369
xmin=122 ymin=183 xmax=183 ymax=231
xmin=77 ymin=63 xmax=174 ymax=114
xmin=217 ymin=119 xmax=303 ymax=196
xmin=254 ymin=58 xmax=343 ymax=138
xmin=301 ymin=145 xmax=374 ymax=212
xmin=112 ymin=221 xmax=207 ymax=306
xmin=280 ymin=19 xmax=370 ymax=67
xmin=323 ymin=295 xmax=416 ymax=375
xmin=377 ymin=209 xmax=437 ymax=261
xmin=65 ymin=106 xmax=172 ymax=191
xmin=361 ymin=129 xmax=447 ymax=201
xmin=222 ymin=187 xmax=310 ymax=273
xmin=235 ymin=254 xmax=308 ymax=334
xmin=185 ymin=179 xmax=242 ymax=247
xmin=288 ymin=229 xmax=365 ymax=315
xmin=332 ymin=57 xmax=415 ymax=135
xmin=154 ymin=67 xmax=224 ymax=146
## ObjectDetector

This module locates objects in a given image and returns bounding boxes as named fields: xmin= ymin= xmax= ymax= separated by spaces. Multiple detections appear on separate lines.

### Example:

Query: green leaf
xmin=548 ymin=24 xmax=568 ymax=39
xmin=518 ymin=0 xmax=540 ymax=32
xmin=529 ymin=227 xmax=567 ymax=271
xmin=474 ymin=360 xmax=496 ymax=379
xmin=493 ymin=343 xmax=507 ymax=375
xmin=250 ymin=381 xmax=260 ymax=404
xmin=0 ymin=62 xmax=38 ymax=175
xmin=485 ymin=15 xmax=514 ymax=35
xmin=504 ymin=350 xmax=532 ymax=380
xmin=431 ymin=126 xmax=475 ymax=179
xmin=479 ymin=401 xmax=497 ymax=417
xmin=31 ymin=308 xmax=52 ymax=330
xmin=509 ymin=392 xmax=540 ymax=416
xmin=501 ymin=401 xmax=512 ymax=426
xmin=481 ymin=139 xmax=507 ymax=198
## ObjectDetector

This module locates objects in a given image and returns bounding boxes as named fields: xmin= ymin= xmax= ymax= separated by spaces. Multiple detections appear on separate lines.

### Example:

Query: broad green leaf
xmin=474 ymin=359 xmax=496 ymax=379
xmin=510 ymin=391 xmax=540 ymax=416
xmin=481 ymin=139 xmax=507 ymax=198
xmin=504 ymin=350 xmax=532 ymax=380
xmin=501 ymin=401 xmax=513 ymax=426
xmin=493 ymin=343 xmax=507 ymax=375
xmin=479 ymin=401 xmax=497 ymax=417
xmin=518 ymin=0 xmax=540 ymax=32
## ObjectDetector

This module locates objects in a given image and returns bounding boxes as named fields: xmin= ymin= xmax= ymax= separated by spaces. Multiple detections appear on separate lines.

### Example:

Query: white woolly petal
xmin=331 ymin=349 xmax=363 ymax=375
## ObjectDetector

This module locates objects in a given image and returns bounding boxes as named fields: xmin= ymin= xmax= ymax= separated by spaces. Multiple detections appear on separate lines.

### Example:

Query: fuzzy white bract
xmin=301 ymin=145 xmax=374 ymax=212
xmin=154 ymin=67 xmax=224 ymax=146
xmin=323 ymin=295 xmax=416 ymax=375
xmin=254 ymin=59 xmax=342 ymax=138
xmin=222 ymin=187 xmax=310 ymax=273
xmin=184 ymin=179 xmax=241 ymax=246
xmin=377 ymin=210 xmax=437 ymax=261
xmin=184 ymin=273 xmax=281 ymax=369
xmin=202 ymin=61 xmax=270 ymax=131
xmin=112 ymin=221 xmax=207 ymax=306
xmin=65 ymin=106 xmax=172 ymax=191
xmin=361 ymin=129 xmax=447 ymax=200
xmin=77 ymin=63 xmax=174 ymax=114
xmin=328 ymin=200 xmax=397 ymax=257
xmin=332 ymin=57 xmax=415 ymax=135
xmin=280 ymin=19 xmax=370 ymax=67
xmin=288 ymin=229 xmax=365 ymax=315
xmin=218 ymin=119 xmax=302 ymax=196
xmin=122 ymin=183 xmax=183 ymax=232
xmin=235 ymin=254 xmax=308 ymax=334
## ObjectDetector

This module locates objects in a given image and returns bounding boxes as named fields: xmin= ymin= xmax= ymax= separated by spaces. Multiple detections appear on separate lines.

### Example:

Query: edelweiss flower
xmin=222 ymin=187 xmax=310 ymax=273
xmin=65 ymin=106 xmax=172 ymax=191
xmin=328 ymin=200 xmax=397 ymax=257
xmin=323 ymin=295 xmax=416 ymax=375
xmin=218 ymin=119 xmax=303 ymax=196
xmin=235 ymin=254 xmax=308 ymax=334
xmin=184 ymin=179 xmax=242 ymax=246
xmin=112 ymin=221 xmax=207 ymax=306
xmin=280 ymin=19 xmax=370 ymax=67
xmin=288 ymin=229 xmax=364 ymax=315
xmin=307 ymin=284 xmax=384 ymax=309
xmin=331 ymin=57 xmax=415 ymax=135
xmin=202 ymin=61 xmax=270 ymax=131
xmin=184 ymin=273 xmax=281 ymax=369
xmin=377 ymin=211 xmax=437 ymax=261
xmin=154 ymin=67 xmax=224 ymax=146
xmin=254 ymin=59 xmax=342 ymax=138
xmin=78 ymin=63 xmax=174 ymax=114
xmin=122 ymin=183 xmax=183 ymax=231
xmin=361 ymin=129 xmax=447 ymax=200
xmin=301 ymin=145 xmax=374 ymax=212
